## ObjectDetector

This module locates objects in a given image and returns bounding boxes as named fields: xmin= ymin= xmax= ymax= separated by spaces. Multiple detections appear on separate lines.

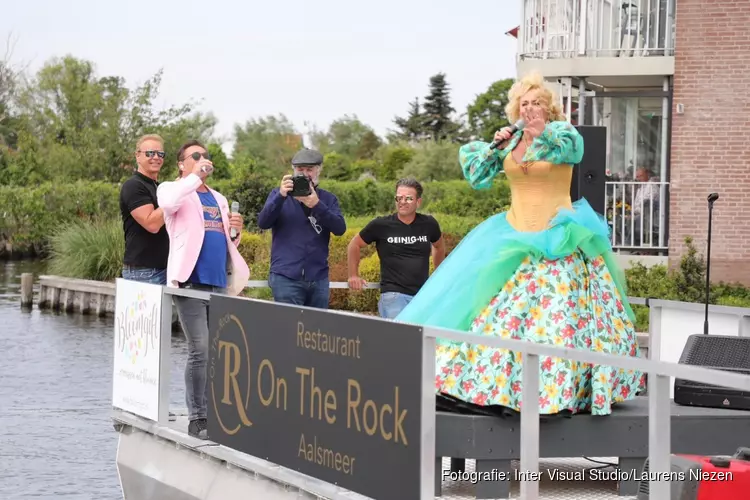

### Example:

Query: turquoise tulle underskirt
xmin=395 ymin=199 xmax=634 ymax=332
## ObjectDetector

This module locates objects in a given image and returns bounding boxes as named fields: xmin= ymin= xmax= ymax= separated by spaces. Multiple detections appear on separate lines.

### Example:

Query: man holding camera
xmin=258 ymin=148 xmax=346 ymax=309
xmin=347 ymin=178 xmax=445 ymax=319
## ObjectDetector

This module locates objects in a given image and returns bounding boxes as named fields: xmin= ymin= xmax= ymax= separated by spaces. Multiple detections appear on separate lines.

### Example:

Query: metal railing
xmin=520 ymin=0 xmax=675 ymax=59
xmin=606 ymin=180 xmax=668 ymax=251
xmin=246 ymin=280 xmax=380 ymax=289
xmin=245 ymin=281 xmax=648 ymax=305
xmin=137 ymin=284 xmax=750 ymax=500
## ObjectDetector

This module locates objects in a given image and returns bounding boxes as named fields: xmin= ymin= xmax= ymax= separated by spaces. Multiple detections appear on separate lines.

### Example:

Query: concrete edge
xmin=112 ymin=410 xmax=369 ymax=500
xmin=39 ymin=274 xmax=116 ymax=295
xmin=648 ymin=298 xmax=750 ymax=317
xmin=116 ymin=426 xmax=321 ymax=500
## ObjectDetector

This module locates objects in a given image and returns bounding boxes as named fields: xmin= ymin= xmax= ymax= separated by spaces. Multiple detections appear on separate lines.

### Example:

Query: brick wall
xmin=669 ymin=0 xmax=750 ymax=286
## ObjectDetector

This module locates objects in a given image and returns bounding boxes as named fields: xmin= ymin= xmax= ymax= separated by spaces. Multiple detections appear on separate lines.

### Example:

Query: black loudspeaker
xmin=571 ymin=125 xmax=607 ymax=216
xmin=672 ymin=192 xmax=750 ymax=411
xmin=673 ymin=335 xmax=750 ymax=411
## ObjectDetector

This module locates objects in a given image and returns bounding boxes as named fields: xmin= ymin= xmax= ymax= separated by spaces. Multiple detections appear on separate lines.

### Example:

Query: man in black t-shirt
xmin=119 ymin=134 xmax=170 ymax=284
xmin=347 ymin=178 xmax=445 ymax=318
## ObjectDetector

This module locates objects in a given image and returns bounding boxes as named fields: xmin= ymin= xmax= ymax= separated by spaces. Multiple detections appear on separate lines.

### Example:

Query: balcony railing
xmin=606 ymin=180 xmax=668 ymax=251
xmin=520 ymin=0 xmax=675 ymax=59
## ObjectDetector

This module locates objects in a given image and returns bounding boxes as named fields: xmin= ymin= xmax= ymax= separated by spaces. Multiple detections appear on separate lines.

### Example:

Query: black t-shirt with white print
xmin=359 ymin=213 xmax=441 ymax=296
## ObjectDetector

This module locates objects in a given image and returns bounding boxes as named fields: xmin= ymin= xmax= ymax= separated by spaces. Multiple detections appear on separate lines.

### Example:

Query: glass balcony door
xmin=592 ymin=96 xmax=663 ymax=181
xmin=578 ymin=91 xmax=670 ymax=252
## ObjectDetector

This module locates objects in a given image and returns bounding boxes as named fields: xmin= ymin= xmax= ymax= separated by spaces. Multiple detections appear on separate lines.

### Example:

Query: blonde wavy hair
xmin=504 ymin=72 xmax=566 ymax=124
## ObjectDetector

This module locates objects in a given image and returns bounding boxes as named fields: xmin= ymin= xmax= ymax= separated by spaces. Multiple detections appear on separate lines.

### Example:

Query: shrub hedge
xmin=0 ymin=178 xmax=508 ymax=256
xmin=0 ymin=182 xmax=120 ymax=257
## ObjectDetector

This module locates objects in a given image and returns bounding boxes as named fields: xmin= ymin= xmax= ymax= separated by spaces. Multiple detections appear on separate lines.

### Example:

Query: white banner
xmin=112 ymin=278 xmax=163 ymax=421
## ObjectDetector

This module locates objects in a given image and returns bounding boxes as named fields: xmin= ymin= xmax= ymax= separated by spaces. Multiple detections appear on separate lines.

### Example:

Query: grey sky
xmin=4 ymin=0 xmax=520 ymax=152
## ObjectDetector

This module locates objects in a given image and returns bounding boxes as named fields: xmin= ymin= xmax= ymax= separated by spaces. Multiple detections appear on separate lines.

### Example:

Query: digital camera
xmin=290 ymin=174 xmax=312 ymax=197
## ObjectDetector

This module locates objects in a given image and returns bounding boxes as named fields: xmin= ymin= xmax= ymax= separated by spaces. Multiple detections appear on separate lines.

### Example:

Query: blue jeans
xmin=173 ymin=282 xmax=226 ymax=422
xmin=269 ymin=272 xmax=330 ymax=309
xmin=122 ymin=266 xmax=166 ymax=285
xmin=378 ymin=291 xmax=414 ymax=319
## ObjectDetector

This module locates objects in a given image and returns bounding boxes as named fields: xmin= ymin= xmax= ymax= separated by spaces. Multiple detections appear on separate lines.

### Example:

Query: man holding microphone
xmin=157 ymin=139 xmax=250 ymax=440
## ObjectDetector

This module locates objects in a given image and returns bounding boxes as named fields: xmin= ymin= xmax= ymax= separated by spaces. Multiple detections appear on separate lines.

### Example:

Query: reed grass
xmin=47 ymin=218 xmax=124 ymax=282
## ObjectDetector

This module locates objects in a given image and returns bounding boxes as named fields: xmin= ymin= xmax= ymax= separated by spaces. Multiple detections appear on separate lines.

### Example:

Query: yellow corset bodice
xmin=503 ymin=153 xmax=574 ymax=232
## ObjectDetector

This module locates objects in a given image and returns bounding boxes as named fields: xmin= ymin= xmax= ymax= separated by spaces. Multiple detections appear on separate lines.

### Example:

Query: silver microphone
xmin=230 ymin=201 xmax=240 ymax=239
xmin=489 ymin=119 xmax=526 ymax=150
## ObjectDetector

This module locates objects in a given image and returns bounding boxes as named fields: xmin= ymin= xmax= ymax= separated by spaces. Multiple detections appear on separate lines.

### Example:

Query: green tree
xmin=313 ymin=114 xmax=382 ymax=161
xmin=299 ymin=115 xmax=383 ymax=181
xmin=389 ymin=97 xmax=426 ymax=142
xmin=230 ymin=173 xmax=276 ymax=231
xmin=6 ymin=55 xmax=205 ymax=183
xmin=154 ymin=111 xmax=218 ymax=179
xmin=398 ymin=141 xmax=462 ymax=182
xmin=466 ymin=78 xmax=514 ymax=141
xmin=207 ymin=143 xmax=231 ymax=179
xmin=322 ymin=151 xmax=350 ymax=181
xmin=231 ymin=114 xmax=301 ymax=177
xmin=0 ymin=59 xmax=18 ymax=149
xmin=374 ymin=142 xmax=415 ymax=181
xmin=422 ymin=73 xmax=463 ymax=142
xmin=0 ymin=56 xmax=20 ymax=182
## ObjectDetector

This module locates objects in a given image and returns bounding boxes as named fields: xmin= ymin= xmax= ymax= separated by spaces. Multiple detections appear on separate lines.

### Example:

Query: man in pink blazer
xmin=157 ymin=139 xmax=250 ymax=440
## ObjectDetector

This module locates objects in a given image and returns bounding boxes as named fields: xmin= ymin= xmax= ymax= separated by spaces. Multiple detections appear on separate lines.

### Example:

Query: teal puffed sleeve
xmin=458 ymin=132 xmax=522 ymax=190
xmin=522 ymin=120 xmax=584 ymax=165
xmin=458 ymin=121 xmax=583 ymax=190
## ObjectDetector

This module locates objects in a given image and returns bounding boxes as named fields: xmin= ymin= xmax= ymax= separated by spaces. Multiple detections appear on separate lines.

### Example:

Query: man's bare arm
xmin=432 ymin=236 xmax=446 ymax=269
xmin=130 ymin=204 xmax=165 ymax=234
xmin=347 ymin=234 xmax=370 ymax=290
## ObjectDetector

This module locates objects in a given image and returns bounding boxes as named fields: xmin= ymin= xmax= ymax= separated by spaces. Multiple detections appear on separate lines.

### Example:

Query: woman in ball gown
xmin=396 ymin=72 xmax=645 ymax=417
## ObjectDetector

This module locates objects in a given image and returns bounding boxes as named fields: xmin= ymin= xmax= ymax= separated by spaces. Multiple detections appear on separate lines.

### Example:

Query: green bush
xmin=624 ymin=237 xmax=750 ymax=331
xmin=47 ymin=217 xmax=124 ymax=282
xmin=217 ymin=177 xmax=511 ymax=220
xmin=0 ymin=181 xmax=120 ymax=257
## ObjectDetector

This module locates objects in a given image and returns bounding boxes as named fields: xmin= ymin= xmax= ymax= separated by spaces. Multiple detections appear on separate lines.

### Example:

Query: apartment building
xmin=508 ymin=0 xmax=750 ymax=285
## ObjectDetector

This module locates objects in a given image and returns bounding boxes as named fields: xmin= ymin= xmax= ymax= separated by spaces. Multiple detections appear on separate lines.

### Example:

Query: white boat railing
xmin=520 ymin=0 xmax=676 ymax=59
xmin=114 ymin=280 xmax=750 ymax=500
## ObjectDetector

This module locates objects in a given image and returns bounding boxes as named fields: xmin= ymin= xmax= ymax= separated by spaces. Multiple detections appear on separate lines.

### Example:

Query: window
xmin=591 ymin=96 xmax=665 ymax=181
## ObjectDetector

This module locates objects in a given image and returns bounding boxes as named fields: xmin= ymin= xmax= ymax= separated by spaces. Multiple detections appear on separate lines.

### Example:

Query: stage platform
xmin=113 ymin=396 xmax=750 ymax=500
xmin=435 ymin=396 xmax=750 ymax=498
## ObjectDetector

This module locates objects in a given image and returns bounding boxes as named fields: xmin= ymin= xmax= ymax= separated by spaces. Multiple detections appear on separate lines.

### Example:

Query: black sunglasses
xmin=140 ymin=150 xmax=166 ymax=159
xmin=186 ymin=151 xmax=211 ymax=161
xmin=395 ymin=195 xmax=415 ymax=203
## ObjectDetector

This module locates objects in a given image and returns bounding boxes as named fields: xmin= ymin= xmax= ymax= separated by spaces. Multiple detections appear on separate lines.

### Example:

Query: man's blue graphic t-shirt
xmin=188 ymin=190 xmax=228 ymax=288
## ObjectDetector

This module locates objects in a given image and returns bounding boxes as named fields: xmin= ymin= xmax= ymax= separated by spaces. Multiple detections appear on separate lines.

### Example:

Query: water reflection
xmin=0 ymin=260 xmax=188 ymax=500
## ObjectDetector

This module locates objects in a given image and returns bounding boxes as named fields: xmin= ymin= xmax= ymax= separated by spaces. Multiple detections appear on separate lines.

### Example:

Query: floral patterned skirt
xmin=434 ymin=250 xmax=646 ymax=416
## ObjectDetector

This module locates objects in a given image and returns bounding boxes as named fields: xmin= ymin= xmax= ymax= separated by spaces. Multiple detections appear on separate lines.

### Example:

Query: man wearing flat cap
xmin=257 ymin=147 xmax=346 ymax=309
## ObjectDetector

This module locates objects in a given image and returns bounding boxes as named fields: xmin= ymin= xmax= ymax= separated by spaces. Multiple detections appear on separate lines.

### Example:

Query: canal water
xmin=0 ymin=260 xmax=189 ymax=499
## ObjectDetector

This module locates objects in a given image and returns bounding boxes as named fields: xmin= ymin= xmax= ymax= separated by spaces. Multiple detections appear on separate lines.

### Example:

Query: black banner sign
xmin=207 ymin=295 xmax=426 ymax=500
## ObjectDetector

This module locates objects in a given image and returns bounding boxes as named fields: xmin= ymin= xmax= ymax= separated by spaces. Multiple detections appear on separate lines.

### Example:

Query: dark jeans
xmin=269 ymin=272 xmax=330 ymax=309
xmin=173 ymin=282 xmax=226 ymax=422
xmin=122 ymin=266 xmax=166 ymax=285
